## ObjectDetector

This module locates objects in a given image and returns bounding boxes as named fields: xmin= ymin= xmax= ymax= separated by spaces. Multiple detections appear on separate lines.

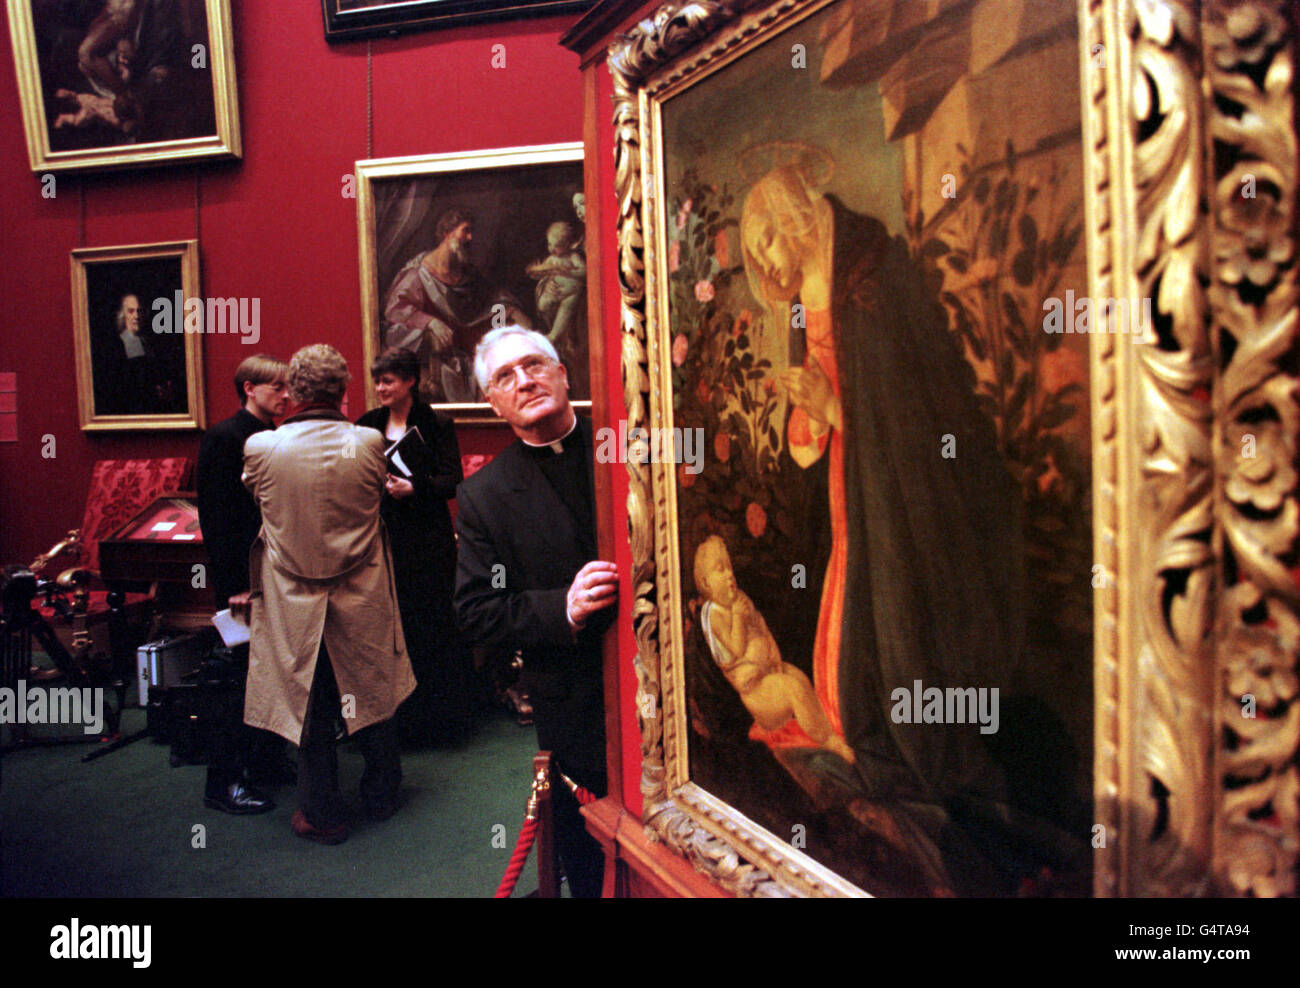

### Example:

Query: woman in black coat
xmin=357 ymin=347 xmax=470 ymax=745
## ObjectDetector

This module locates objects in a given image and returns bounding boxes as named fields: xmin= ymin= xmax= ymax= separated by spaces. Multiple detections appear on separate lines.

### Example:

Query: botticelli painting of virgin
xmin=628 ymin=0 xmax=1096 ymax=896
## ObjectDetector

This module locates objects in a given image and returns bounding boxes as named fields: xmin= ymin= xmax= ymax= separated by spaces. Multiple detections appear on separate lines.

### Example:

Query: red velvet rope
xmin=493 ymin=763 xmax=599 ymax=898
xmin=557 ymin=770 xmax=599 ymax=806
xmin=493 ymin=816 xmax=539 ymax=899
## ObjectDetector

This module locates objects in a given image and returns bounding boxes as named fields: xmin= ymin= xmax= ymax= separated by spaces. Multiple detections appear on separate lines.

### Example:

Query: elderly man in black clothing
xmin=453 ymin=326 xmax=617 ymax=898
xmin=195 ymin=353 xmax=290 ymax=814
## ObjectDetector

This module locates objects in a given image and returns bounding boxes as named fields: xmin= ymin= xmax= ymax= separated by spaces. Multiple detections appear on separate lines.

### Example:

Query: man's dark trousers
xmin=297 ymin=644 xmax=401 ymax=829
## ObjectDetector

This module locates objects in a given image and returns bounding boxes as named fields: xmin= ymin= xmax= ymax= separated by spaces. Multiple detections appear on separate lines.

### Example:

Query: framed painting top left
xmin=6 ymin=0 xmax=241 ymax=173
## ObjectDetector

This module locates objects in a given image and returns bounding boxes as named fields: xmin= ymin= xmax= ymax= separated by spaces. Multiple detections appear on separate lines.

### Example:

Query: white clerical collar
xmin=521 ymin=415 xmax=578 ymax=454
xmin=120 ymin=329 xmax=145 ymax=359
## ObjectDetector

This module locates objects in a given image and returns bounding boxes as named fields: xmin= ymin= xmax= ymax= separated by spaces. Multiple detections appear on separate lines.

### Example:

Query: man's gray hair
xmin=474 ymin=326 xmax=559 ymax=393
xmin=287 ymin=344 xmax=351 ymax=404
xmin=114 ymin=293 xmax=138 ymax=331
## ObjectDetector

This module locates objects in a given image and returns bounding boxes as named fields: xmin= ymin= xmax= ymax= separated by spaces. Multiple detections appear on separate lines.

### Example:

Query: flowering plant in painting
xmin=665 ymin=172 xmax=808 ymax=589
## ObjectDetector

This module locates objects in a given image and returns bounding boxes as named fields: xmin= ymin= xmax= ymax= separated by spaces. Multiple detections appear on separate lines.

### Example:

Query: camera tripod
xmin=0 ymin=566 xmax=130 ymax=759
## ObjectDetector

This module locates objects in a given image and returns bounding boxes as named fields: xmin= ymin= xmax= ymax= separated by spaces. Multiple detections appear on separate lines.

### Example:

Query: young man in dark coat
xmin=194 ymin=353 xmax=289 ymax=814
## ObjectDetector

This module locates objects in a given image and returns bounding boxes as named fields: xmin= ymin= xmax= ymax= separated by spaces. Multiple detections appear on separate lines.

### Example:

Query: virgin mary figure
xmin=738 ymin=146 xmax=1025 ymax=810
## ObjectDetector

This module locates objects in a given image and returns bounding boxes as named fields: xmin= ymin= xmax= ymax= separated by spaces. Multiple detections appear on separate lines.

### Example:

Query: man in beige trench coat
xmin=241 ymin=344 xmax=415 ymax=844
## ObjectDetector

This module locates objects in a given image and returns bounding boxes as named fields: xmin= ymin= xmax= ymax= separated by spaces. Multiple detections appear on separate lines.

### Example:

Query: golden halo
xmin=738 ymin=140 xmax=834 ymax=188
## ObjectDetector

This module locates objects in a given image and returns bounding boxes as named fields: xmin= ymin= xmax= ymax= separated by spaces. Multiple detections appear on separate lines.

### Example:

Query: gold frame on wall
xmin=71 ymin=239 xmax=205 ymax=432
xmin=6 ymin=0 xmax=241 ymax=174
xmin=611 ymin=0 xmax=1299 ymax=897
xmin=354 ymin=143 xmax=590 ymax=421
xmin=321 ymin=0 xmax=597 ymax=42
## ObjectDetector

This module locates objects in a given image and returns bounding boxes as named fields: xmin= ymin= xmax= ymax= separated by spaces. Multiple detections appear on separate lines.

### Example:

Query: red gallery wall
xmin=0 ymin=2 xmax=583 ymax=564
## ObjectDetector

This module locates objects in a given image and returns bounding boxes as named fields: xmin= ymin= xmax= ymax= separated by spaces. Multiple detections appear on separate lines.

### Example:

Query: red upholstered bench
xmin=30 ymin=457 xmax=194 ymax=679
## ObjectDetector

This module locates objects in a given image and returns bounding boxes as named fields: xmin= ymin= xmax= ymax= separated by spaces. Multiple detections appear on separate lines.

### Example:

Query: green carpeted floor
xmin=0 ymin=703 xmax=542 ymax=898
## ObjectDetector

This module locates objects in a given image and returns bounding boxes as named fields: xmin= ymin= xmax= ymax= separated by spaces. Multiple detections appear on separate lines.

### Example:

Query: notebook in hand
xmin=385 ymin=426 xmax=432 ymax=479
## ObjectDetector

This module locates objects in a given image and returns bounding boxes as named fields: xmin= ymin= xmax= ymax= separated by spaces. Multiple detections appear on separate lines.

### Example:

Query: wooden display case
xmin=98 ymin=494 xmax=215 ymax=630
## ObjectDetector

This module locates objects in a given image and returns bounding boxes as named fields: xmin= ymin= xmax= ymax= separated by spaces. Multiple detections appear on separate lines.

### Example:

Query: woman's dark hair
xmin=370 ymin=346 xmax=419 ymax=383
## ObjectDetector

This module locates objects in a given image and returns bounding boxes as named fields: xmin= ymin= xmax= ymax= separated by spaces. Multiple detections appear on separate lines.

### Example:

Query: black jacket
xmin=355 ymin=401 xmax=461 ymax=597
xmin=453 ymin=415 xmax=608 ymax=780
xmin=196 ymin=408 xmax=271 ymax=609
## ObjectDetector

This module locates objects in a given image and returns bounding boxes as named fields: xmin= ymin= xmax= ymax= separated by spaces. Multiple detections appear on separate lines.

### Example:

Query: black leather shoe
xmin=204 ymin=781 xmax=275 ymax=815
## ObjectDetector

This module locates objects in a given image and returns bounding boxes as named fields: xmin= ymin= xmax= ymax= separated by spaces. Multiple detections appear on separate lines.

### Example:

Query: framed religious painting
xmin=6 ymin=0 xmax=241 ymax=173
xmin=355 ymin=144 xmax=590 ymax=420
xmin=322 ymin=0 xmax=596 ymax=41
xmin=614 ymin=0 xmax=1299 ymax=897
xmin=71 ymin=240 xmax=206 ymax=432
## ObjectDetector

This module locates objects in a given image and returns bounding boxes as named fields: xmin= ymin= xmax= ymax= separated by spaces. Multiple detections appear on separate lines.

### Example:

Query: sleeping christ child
xmin=694 ymin=536 xmax=855 ymax=763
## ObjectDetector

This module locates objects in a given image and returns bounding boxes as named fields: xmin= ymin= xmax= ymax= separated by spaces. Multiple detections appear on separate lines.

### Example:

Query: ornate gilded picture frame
xmin=71 ymin=240 xmax=206 ymax=432
xmin=6 ymin=0 xmax=241 ymax=174
xmin=354 ymin=144 xmax=590 ymax=420
xmin=613 ymin=0 xmax=1298 ymax=897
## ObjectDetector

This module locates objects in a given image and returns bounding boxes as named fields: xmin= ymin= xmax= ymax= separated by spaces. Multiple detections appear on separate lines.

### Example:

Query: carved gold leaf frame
xmin=611 ymin=0 xmax=1298 ymax=897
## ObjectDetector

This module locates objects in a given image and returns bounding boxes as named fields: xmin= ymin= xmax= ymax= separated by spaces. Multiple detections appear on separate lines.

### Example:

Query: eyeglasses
xmin=488 ymin=355 xmax=554 ymax=394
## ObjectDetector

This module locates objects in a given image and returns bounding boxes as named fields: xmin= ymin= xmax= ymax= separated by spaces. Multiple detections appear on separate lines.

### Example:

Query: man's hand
xmin=227 ymin=591 xmax=254 ymax=622
xmin=566 ymin=560 xmax=618 ymax=631
xmin=385 ymin=474 xmax=414 ymax=500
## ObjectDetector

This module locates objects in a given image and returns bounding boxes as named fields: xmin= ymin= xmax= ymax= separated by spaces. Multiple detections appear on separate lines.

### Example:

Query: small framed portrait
xmin=321 ymin=0 xmax=595 ymax=43
xmin=71 ymin=240 xmax=205 ymax=432
xmin=354 ymin=143 xmax=588 ymax=420
xmin=6 ymin=0 xmax=241 ymax=173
